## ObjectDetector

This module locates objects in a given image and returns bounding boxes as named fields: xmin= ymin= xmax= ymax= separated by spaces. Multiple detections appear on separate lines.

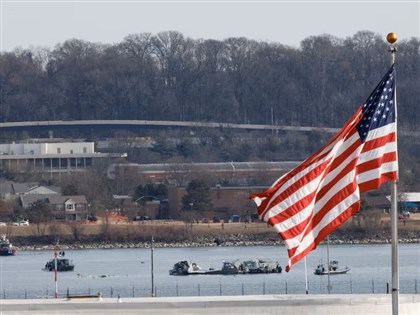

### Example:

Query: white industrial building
xmin=0 ymin=142 xmax=94 ymax=155
xmin=0 ymin=140 xmax=123 ymax=177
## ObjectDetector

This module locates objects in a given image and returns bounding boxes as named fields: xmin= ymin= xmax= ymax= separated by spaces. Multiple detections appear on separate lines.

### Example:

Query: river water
xmin=0 ymin=243 xmax=418 ymax=299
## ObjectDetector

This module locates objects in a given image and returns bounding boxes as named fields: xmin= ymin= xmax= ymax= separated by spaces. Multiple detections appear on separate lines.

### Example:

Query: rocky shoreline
xmin=14 ymin=234 xmax=419 ymax=251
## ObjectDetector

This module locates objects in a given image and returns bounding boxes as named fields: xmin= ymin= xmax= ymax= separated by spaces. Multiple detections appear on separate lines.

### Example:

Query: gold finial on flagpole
xmin=387 ymin=33 xmax=397 ymax=64
xmin=386 ymin=32 xmax=397 ymax=44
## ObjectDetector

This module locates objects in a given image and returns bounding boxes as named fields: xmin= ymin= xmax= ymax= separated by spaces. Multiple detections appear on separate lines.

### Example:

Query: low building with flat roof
xmin=0 ymin=140 xmax=123 ymax=178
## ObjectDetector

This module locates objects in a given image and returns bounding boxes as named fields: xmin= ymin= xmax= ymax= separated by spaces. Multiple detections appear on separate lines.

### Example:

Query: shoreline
xmin=14 ymin=236 xmax=419 ymax=251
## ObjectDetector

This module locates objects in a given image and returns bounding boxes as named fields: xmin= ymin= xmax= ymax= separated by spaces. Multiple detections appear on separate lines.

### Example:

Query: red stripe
xmin=267 ymin=191 xmax=316 ymax=226
xmin=358 ymin=171 xmax=398 ymax=192
xmin=257 ymin=149 xmax=330 ymax=195
xmin=251 ymin=111 xmax=362 ymax=217
xmin=280 ymin=181 xmax=358 ymax=241
xmin=361 ymin=132 xmax=395 ymax=153
xmin=286 ymin=200 xmax=360 ymax=271
xmin=260 ymin=159 xmax=331 ymax=219
xmin=316 ymin=156 xmax=358 ymax=202
xmin=276 ymin=213 xmax=313 ymax=241
xmin=264 ymin=139 xmax=361 ymax=239
xmin=257 ymin=129 xmax=360 ymax=219
xmin=300 ymin=181 xmax=358 ymax=240
xmin=356 ymin=152 xmax=397 ymax=174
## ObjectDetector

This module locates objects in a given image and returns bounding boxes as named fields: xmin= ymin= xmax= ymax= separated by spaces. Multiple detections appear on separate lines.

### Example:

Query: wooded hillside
xmin=0 ymin=30 xmax=419 ymax=131
xmin=0 ymin=30 xmax=419 ymax=191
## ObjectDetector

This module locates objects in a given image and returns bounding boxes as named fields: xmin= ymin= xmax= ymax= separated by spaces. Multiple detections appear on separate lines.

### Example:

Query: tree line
xmin=0 ymin=30 xmax=419 ymax=132
xmin=0 ymin=30 xmax=419 ymax=193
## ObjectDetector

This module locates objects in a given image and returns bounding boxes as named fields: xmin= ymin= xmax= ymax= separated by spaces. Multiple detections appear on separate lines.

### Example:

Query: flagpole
xmin=386 ymin=32 xmax=399 ymax=315
xmin=304 ymin=257 xmax=308 ymax=294
xmin=326 ymin=235 xmax=331 ymax=294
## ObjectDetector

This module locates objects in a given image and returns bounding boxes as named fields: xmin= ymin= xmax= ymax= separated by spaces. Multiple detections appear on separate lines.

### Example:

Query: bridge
xmin=0 ymin=120 xmax=340 ymax=133
xmin=1 ymin=120 xmax=417 ymax=137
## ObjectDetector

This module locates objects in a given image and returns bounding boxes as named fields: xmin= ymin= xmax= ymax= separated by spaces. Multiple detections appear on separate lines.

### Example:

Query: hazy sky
xmin=1 ymin=0 xmax=419 ymax=52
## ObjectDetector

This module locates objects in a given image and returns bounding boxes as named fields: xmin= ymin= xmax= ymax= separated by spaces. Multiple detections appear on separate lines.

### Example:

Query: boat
xmin=43 ymin=251 xmax=74 ymax=272
xmin=169 ymin=260 xmax=238 ymax=275
xmin=204 ymin=261 xmax=238 ymax=275
xmin=314 ymin=260 xmax=350 ymax=275
xmin=314 ymin=235 xmax=350 ymax=276
xmin=0 ymin=235 xmax=16 ymax=256
xmin=169 ymin=261 xmax=207 ymax=275
xmin=238 ymin=259 xmax=282 ymax=274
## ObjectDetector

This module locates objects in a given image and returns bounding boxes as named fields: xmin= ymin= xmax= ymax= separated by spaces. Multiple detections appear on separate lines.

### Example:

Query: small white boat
xmin=314 ymin=260 xmax=350 ymax=275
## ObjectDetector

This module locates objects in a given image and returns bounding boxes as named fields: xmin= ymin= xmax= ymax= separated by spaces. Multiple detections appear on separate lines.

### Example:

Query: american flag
xmin=250 ymin=65 xmax=398 ymax=272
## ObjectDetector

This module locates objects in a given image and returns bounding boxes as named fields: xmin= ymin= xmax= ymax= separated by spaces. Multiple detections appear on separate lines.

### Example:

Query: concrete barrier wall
xmin=0 ymin=294 xmax=419 ymax=315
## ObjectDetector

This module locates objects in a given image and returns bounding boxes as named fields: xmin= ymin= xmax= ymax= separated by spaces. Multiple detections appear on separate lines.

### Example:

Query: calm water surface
xmin=0 ymin=244 xmax=418 ymax=298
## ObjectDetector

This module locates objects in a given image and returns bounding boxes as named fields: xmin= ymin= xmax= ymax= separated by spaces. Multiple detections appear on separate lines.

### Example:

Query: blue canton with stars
xmin=357 ymin=65 xmax=396 ymax=143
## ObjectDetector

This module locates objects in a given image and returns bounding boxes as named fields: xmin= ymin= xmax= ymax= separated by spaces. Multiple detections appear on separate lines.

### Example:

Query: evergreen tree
xmin=182 ymin=180 xmax=213 ymax=211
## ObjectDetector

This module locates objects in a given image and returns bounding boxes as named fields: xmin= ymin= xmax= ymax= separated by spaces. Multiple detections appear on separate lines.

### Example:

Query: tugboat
xmin=0 ymin=235 xmax=16 ymax=256
xmin=43 ymin=251 xmax=75 ymax=272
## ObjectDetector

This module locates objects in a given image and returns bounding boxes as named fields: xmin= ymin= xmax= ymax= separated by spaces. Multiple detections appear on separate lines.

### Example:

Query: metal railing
xmin=2 ymin=279 xmax=418 ymax=299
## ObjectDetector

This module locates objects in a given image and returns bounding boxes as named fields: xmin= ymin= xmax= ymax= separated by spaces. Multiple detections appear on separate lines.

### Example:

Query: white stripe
xmin=320 ymin=134 xmax=362 ymax=189
xmin=357 ymin=161 xmax=398 ymax=184
xmin=261 ymin=152 xmax=334 ymax=217
xmin=357 ymin=141 xmax=397 ymax=165
xmin=364 ymin=123 xmax=396 ymax=142
xmin=270 ymin=200 xmax=315 ymax=233
xmin=262 ymin=136 xmax=348 ymax=223
xmin=312 ymin=170 xmax=357 ymax=217
xmin=284 ymin=190 xmax=360 ymax=252
xmin=262 ymin=118 xmax=361 ymax=214
xmin=285 ymin=124 xmax=396 ymax=260
xmin=265 ymin=132 xmax=360 ymax=231
xmin=263 ymin=172 xmax=322 ymax=223
xmin=271 ymin=167 xmax=357 ymax=235
xmin=281 ymin=169 xmax=357 ymax=248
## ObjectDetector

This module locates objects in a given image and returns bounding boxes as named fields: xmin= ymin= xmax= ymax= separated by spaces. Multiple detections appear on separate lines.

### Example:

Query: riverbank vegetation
xmin=3 ymin=214 xmax=419 ymax=250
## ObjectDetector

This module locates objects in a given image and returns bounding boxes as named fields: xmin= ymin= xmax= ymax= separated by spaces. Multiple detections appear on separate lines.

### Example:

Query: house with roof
xmin=47 ymin=195 xmax=89 ymax=221
xmin=0 ymin=181 xmax=61 ymax=200
xmin=26 ymin=185 xmax=61 ymax=195
xmin=20 ymin=194 xmax=89 ymax=221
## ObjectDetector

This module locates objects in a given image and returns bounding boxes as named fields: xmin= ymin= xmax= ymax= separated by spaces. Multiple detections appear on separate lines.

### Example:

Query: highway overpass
xmin=0 ymin=120 xmax=339 ymax=133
